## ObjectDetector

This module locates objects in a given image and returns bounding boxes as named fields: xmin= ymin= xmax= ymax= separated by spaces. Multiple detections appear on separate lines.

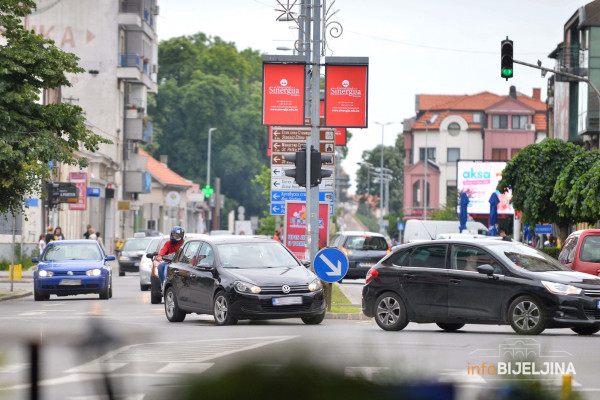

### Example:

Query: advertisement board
xmin=262 ymin=63 xmax=306 ymax=126
xmin=283 ymin=202 xmax=330 ymax=261
xmin=456 ymin=161 xmax=514 ymax=215
xmin=69 ymin=172 xmax=87 ymax=211
xmin=324 ymin=63 xmax=368 ymax=128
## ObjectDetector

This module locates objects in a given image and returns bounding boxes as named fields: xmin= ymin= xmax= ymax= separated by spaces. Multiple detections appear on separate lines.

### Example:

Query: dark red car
xmin=559 ymin=229 xmax=600 ymax=277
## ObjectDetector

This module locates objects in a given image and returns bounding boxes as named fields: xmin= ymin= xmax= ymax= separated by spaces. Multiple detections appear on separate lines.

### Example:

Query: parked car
xmin=403 ymin=219 xmax=488 ymax=243
xmin=32 ymin=240 xmax=115 ymax=300
xmin=118 ymin=236 xmax=153 ymax=276
xmin=163 ymin=235 xmax=326 ymax=325
xmin=559 ymin=229 xmax=600 ymax=277
xmin=328 ymin=231 xmax=389 ymax=279
xmin=136 ymin=229 xmax=163 ymax=237
xmin=139 ymin=236 xmax=167 ymax=291
xmin=362 ymin=239 xmax=600 ymax=335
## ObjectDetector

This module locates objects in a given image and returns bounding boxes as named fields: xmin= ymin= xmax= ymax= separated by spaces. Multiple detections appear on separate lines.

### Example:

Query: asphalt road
xmin=1 ymin=271 xmax=600 ymax=400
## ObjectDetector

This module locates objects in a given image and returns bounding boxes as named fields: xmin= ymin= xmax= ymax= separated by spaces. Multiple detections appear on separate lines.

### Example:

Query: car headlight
xmin=234 ymin=281 xmax=261 ymax=294
xmin=119 ymin=256 xmax=130 ymax=261
xmin=308 ymin=278 xmax=323 ymax=292
xmin=542 ymin=280 xmax=582 ymax=295
xmin=86 ymin=269 xmax=102 ymax=276
xmin=38 ymin=270 xmax=53 ymax=277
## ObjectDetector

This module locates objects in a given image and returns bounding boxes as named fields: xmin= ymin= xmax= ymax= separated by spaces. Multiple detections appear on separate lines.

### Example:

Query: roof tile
xmin=139 ymin=149 xmax=193 ymax=188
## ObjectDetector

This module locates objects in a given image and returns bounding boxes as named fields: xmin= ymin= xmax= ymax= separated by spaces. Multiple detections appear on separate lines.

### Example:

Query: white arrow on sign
xmin=320 ymin=254 xmax=342 ymax=276
xmin=273 ymin=143 xmax=281 ymax=151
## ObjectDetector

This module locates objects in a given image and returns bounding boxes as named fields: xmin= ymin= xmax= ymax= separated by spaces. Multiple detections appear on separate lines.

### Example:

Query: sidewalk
xmin=0 ymin=269 xmax=33 ymax=301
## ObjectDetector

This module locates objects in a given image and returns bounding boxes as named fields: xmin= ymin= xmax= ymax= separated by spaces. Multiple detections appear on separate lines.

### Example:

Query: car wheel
xmin=436 ymin=323 xmax=465 ymax=332
xmin=34 ymin=290 xmax=49 ymax=301
xmin=109 ymin=278 xmax=113 ymax=298
xmin=374 ymin=292 xmax=408 ymax=331
xmin=164 ymin=287 xmax=186 ymax=322
xmin=140 ymin=284 xmax=150 ymax=291
xmin=213 ymin=291 xmax=237 ymax=326
xmin=302 ymin=312 xmax=326 ymax=325
xmin=508 ymin=295 xmax=546 ymax=335
xmin=99 ymin=283 xmax=110 ymax=300
xmin=571 ymin=326 xmax=600 ymax=335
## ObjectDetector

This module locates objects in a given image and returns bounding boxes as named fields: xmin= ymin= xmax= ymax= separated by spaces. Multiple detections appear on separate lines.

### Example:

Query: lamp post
xmin=422 ymin=115 xmax=438 ymax=220
xmin=206 ymin=128 xmax=217 ymax=188
xmin=374 ymin=122 xmax=394 ymax=234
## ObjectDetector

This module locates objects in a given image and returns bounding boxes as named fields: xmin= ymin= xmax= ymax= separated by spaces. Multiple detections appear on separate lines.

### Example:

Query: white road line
xmin=156 ymin=362 xmax=214 ymax=374
xmin=0 ymin=363 xmax=28 ymax=373
xmin=65 ymin=363 xmax=127 ymax=374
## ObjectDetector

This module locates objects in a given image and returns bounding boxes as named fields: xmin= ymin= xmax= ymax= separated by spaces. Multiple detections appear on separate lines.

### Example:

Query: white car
xmin=139 ymin=236 xmax=168 ymax=291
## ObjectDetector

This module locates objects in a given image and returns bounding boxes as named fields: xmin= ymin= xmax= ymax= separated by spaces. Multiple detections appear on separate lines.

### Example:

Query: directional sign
xmin=271 ymin=178 xmax=334 ymax=191
xmin=271 ymin=191 xmax=334 ymax=203
xmin=272 ymin=127 xmax=335 ymax=141
xmin=87 ymin=187 xmax=101 ymax=198
xmin=271 ymin=203 xmax=286 ymax=215
xmin=313 ymin=248 xmax=348 ymax=283
xmin=535 ymin=224 xmax=552 ymax=234
xmin=272 ymin=142 xmax=335 ymax=154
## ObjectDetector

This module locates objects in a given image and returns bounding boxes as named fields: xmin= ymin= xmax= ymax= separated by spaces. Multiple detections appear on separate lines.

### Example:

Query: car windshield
xmin=42 ymin=243 xmax=102 ymax=261
xmin=488 ymin=243 xmax=571 ymax=272
xmin=580 ymin=235 xmax=600 ymax=262
xmin=122 ymin=238 xmax=152 ymax=251
xmin=345 ymin=235 xmax=388 ymax=251
xmin=217 ymin=242 xmax=299 ymax=268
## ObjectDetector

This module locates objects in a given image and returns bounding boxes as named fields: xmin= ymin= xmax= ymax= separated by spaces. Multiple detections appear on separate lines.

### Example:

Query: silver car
xmin=139 ymin=236 xmax=168 ymax=291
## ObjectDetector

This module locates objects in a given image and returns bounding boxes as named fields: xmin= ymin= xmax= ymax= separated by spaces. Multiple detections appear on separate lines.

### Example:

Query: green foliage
xmin=0 ymin=244 xmax=36 ymax=271
xmin=0 ymin=0 xmax=111 ymax=214
xmin=539 ymin=247 xmax=560 ymax=259
xmin=497 ymin=139 xmax=582 ymax=227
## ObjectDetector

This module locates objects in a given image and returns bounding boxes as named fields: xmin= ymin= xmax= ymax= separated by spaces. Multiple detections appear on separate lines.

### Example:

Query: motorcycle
xmin=146 ymin=252 xmax=174 ymax=304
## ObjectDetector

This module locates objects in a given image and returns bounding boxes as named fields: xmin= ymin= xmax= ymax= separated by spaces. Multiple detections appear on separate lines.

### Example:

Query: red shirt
xmin=158 ymin=240 xmax=184 ymax=258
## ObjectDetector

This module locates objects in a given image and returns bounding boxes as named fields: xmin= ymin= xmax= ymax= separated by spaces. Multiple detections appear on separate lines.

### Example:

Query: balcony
xmin=117 ymin=53 xmax=157 ymax=92
xmin=119 ymin=1 xmax=157 ymax=37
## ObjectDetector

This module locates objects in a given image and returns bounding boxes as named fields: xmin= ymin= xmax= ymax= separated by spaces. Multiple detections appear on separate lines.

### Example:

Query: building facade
xmin=403 ymin=87 xmax=547 ymax=220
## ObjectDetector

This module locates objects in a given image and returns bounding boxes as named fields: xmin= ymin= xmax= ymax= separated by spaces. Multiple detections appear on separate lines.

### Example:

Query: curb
xmin=0 ymin=290 xmax=32 ymax=301
xmin=325 ymin=312 xmax=372 ymax=321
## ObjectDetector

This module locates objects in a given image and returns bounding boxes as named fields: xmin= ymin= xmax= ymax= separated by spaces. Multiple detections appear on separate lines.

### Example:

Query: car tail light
xmin=365 ymin=268 xmax=379 ymax=284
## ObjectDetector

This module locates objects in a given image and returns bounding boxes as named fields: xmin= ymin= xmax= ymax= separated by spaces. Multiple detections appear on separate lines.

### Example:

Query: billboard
xmin=262 ymin=63 xmax=306 ymax=126
xmin=456 ymin=161 xmax=514 ymax=215
xmin=69 ymin=172 xmax=87 ymax=211
xmin=283 ymin=202 xmax=330 ymax=261
xmin=324 ymin=62 xmax=368 ymax=128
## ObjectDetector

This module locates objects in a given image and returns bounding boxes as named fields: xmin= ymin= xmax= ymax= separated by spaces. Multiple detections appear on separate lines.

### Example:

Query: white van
xmin=403 ymin=220 xmax=489 ymax=243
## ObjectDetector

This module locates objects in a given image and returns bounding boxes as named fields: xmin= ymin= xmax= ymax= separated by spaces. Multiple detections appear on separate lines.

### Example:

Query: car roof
xmin=335 ymin=231 xmax=386 ymax=238
xmin=569 ymin=229 xmax=600 ymax=237
xmin=398 ymin=238 xmax=527 ymax=247
xmin=47 ymin=239 xmax=100 ymax=245
xmin=183 ymin=235 xmax=277 ymax=245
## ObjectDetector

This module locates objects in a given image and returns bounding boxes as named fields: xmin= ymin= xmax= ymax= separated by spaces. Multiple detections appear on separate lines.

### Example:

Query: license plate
xmin=59 ymin=279 xmax=81 ymax=286
xmin=272 ymin=296 xmax=302 ymax=306
xmin=359 ymin=263 xmax=374 ymax=268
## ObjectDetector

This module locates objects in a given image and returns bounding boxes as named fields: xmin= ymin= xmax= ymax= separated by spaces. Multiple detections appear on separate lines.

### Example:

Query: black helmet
xmin=170 ymin=226 xmax=184 ymax=243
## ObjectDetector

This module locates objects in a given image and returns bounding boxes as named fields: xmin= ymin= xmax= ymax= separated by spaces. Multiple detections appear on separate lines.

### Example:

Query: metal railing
xmin=119 ymin=53 xmax=140 ymax=68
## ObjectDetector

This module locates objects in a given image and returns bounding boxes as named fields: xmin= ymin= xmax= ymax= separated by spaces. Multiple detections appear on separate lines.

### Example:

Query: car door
xmin=170 ymin=241 xmax=202 ymax=308
xmin=447 ymin=244 xmax=506 ymax=322
xmin=396 ymin=244 xmax=449 ymax=322
xmin=187 ymin=242 xmax=218 ymax=312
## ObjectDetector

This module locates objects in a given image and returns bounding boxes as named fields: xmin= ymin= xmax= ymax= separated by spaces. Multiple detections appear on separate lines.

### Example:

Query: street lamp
xmin=357 ymin=162 xmax=374 ymax=230
xmin=422 ymin=115 xmax=438 ymax=220
xmin=206 ymin=127 xmax=217 ymax=189
xmin=374 ymin=122 xmax=394 ymax=234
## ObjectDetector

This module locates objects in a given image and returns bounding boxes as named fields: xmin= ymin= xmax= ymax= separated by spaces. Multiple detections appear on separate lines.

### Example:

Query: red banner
xmin=283 ymin=202 xmax=330 ymax=261
xmin=69 ymin=172 xmax=87 ymax=211
xmin=262 ymin=63 xmax=305 ymax=126
xmin=324 ymin=64 xmax=368 ymax=128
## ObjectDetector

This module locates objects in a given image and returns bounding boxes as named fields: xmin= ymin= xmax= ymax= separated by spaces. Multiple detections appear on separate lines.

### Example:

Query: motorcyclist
xmin=154 ymin=226 xmax=185 ymax=287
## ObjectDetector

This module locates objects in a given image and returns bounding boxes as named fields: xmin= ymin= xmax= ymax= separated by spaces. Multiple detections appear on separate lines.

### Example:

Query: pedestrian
xmin=83 ymin=224 xmax=93 ymax=239
xmin=45 ymin=226 xmax=54 ymax=244
xmin=273 ymin=229 xmax=281 ymax=242
xmin=89 ymin=228 xmax=96 ymax=240
xmin=54 ymin=226 xmax=65 ymax=241
xmin=499 ymin=229 xmax=512 ymax=241
xmin=38 ymin=234 xmax=46 ymax=256
xmin=95 ymin=231 xmax=104 ymax=249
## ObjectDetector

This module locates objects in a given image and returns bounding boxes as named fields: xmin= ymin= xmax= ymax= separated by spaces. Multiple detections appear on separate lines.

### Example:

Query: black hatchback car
xmin=328 ymin=231 xmax=389 ymax=279
xmin=362 ymin=239 xmax=600 ymax=335
xmin=163 ymin=236 xmax=326 ymax=325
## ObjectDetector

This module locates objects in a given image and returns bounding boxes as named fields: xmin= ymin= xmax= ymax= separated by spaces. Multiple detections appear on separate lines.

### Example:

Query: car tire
xmin=374 ymin=291 xmax=408 ymax=331
xmin=302 ymin=312 xmax=326 ymax=325
xmin=150 ymin=276 xmax=162 ymax=304
xmin=436 ymin=323 xmax=465 ymax=332
xmin=34 ymin=290 xmax=49 ymax=301
xmin=140 ymin=284 xmax=150 ymax=291
xmin=508 ymin=295 xmax=546 ymax=335
xmin=571 ymin=326 xmax=600 ymax=335
xmin=99 ymin=282 xmax=110 ymax=300
xmin=164 ymin=287 xmax=186 ymax=322
xmin=108 ymin=278 xmax=113 ymax=298
xmin=213 ymin=291 xmax=238 ymax=326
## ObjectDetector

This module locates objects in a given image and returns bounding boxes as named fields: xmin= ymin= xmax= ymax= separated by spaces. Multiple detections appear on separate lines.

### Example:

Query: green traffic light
xmin=502 ymin=68 xmax=513 ymax=77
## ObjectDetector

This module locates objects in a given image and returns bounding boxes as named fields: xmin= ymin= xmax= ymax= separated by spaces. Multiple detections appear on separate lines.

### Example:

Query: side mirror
xmin=477 ymin=264 xmax=495 ymax=276
xmin=301 ymin=260 xmax=311 ymax=269
xmin=196 ymin=262 xmax=214 ymax=271
xmin=32 ymin=257 xmax=38 ymax=263
xmin=146 ymin=252 xmax=158 ymax=258
xmin=105 ymin=255 xmax=116 ymax=261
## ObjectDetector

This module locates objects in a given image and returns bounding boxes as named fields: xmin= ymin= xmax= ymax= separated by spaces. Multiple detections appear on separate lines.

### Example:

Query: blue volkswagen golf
xmin=33 ymin=240 xmax=115 ymax=301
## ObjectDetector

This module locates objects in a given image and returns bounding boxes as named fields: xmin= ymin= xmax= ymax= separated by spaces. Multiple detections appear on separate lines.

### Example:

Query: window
xmin=492 ymin=148 xmax=508 ymax=161
xmin=412 ymin=181 xmax=420 ymax=207
xmin=492 ymin=115 xmax=508 ymax=129
xmin=197 ymin=242 xmax=215 ymax=266
xmin=425 ymin=181 xmax=430 ymax=208
xmin=511 ymin=148 xmax=521 ymax=159
xmin=511 ymin=115 xmax=528 ymax=130
xmin=179 ymin=241 xmax=201 ymax=265
xmin=558 ymin=236 xmax=578 ymax=264
xmin=473 ymin=113 xmax=481 ymax=123
xmin=407 ymin=245 xmax=447 ymax=269
xmin=448 ymin=122 xmax=460 ymax=136
xmin=447 ymin=148 xmax=460 ymax=163
xmin=451 ymin=245 xmax=502 ymax=274
xmin=387 ymin=249 xmax=412 ymax=266
xmin=446 ymin=184 xmax=457 ymax=208
xmin=419 ymin=147 xmax=436 ymax=162
xmin=344 ymin=235 xmax=388 ymax=251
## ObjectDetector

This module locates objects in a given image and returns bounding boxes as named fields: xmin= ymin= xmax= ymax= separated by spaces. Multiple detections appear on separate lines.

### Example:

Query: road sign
xmin=313 ymin=248 xmax=348 ymax=282
xmin=271 ymin=203 xmax=286 ymax=215
xmin=535 ymin=224 xmax=552 ymax=234
xmin=397 ymin=222 xmax=404 ymax=232
xmin=271 ymin=191 xmax=334 ymax=203
xmin=87 ymin=187 xmax=101 ymax=197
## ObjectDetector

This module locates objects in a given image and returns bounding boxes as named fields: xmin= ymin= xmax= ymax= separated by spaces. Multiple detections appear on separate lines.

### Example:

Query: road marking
xmin=65 ymin=363 xmax=127 ymax=374
xmin=0 ymin=363 xmax=28 ymax=373
xmin=157 ymin=362 xmax=214 ymax=374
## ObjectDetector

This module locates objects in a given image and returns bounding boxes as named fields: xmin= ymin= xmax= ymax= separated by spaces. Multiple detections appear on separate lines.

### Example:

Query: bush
xmin=540 ymin=247 xmax=561 ymax=259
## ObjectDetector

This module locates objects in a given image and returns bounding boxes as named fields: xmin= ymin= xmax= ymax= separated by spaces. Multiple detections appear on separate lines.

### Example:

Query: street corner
xmin=0 ymin=289 xmax=32 ymax=301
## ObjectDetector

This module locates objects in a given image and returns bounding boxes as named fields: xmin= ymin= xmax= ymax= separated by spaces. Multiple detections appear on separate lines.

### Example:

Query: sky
xmin=157 ymin=0 xmax=591 ymax=193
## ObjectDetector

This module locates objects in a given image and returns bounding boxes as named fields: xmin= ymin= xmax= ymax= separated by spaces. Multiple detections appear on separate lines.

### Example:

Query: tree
xmin=0 ymin=0 xmax=110 ymax=214
xmin=497 ymin=139 xmax=583 ymax=241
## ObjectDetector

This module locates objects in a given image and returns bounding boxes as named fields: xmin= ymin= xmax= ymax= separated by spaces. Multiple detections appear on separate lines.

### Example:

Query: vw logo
xmin=280 ymin=78 xmax=288 ymax=87
xmin=342 ymin=79 xmax=350 ymax=87
xmin=67 ymin=271 xmax=73 ymax=276
xmin=282 ymin=285 xmax=291 ymax=293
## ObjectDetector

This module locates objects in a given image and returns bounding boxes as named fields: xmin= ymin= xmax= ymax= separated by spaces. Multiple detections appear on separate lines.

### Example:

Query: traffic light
xmin=284 ymin=147 xmax=307 ymax=187
xmin=501 ymin=38 xmax=513 ymax=80
xmin=45 ymin=180 xmax=59 ymax=209
xmin=310 ymin=149 xmax=332 ymax=187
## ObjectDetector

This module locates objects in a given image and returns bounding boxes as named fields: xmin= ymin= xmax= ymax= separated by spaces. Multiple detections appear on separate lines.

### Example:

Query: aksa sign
xmin=262 ymin=59 xmax=306 ymax=126
xmin=324 ymin=58 xmax=369 ymax=128
xmin=456 ymin=161 xmax=514 ymax=215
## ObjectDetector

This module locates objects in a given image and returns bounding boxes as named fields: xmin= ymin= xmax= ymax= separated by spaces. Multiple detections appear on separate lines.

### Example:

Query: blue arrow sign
xmin=270 ymin=203 xmax=286 ymax=215
xmin=313 ymin=248 xmax=348 ymax=283
xmin=271 ymin=191 xmax=334 ymax=203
